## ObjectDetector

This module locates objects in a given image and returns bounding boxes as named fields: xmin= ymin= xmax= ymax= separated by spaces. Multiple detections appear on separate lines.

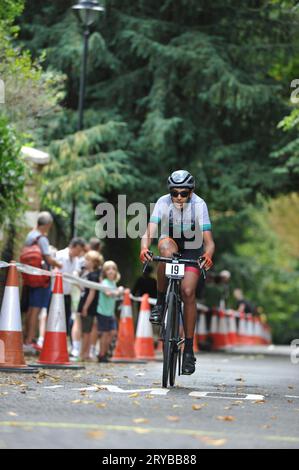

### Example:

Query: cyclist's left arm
xmin=202 ymin=231 xmax=215 ymax=262
xmin=200 ymin=200 xmax=215 ymax=270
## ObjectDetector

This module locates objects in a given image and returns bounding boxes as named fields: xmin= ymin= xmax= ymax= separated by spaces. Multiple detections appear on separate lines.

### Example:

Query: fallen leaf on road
xmin=254 ymin=400 xmax=266 ymax=404
xmin=95 ymin=403 xmax=107 ymax=409
xmin=71 ymin=400 xmax=82 ymax=404
xmin=224 ymin=407 xmax=232 ymax=411
xmin=129 ymin=393 xmax=139 ymax=398
xmin=152 ymin=382 xmax=160 ymax=385
xmin=86 ymin=431 xmax=105 ymax=440
xmin=199 ymin=437 xmax=227 ymax=447
xmin=7 ymin=412 xmax=18 ymax=416
xmin=235 ymin=378 xmax=245 ymax=382
xmin=216 ymin=415 xmax=236 ymax=422
xmin=133 ymin=428 xmax=150 ymax=434
xmin=133 ymin=418 xmax=149 ymax=424
xmin=35 ymin=371 xmax=60 ymax=383
xmin=261 ymin=424 xmax=271 ymax=429
xmin=270 ymin=416 xmax=277 ymax=420
xmin=167 ymin=416 xmax=180 ymax=422
xmin=145 ymin=395 xmax=154 ymax=400
xmin=102 ymin=378 xmax=111 ymax=383
xmin=232 ymin=401 xmax=243 ymax=406
xmin=287 ymin=400 xmax=293 ymax=404
xmin=133 ymin=401 xmax=140 ymax=406
xmin=192 ymin=404 xmax=205 ymax=411
xmin=288 ymin=385 xmax=294 ymax=389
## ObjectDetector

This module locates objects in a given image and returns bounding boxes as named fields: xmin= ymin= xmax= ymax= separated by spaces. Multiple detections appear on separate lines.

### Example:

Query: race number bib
xmin=165 ymin=263 xmax=185 ymax=278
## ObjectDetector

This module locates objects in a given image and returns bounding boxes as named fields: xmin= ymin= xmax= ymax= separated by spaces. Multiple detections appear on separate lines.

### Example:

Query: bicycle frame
xmin=143 ymin=252 xmax=205 ymax=387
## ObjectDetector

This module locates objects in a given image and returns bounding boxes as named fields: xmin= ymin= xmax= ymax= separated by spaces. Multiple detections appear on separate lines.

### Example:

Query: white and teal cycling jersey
xmin=149 ymin=193 xmax=212 ymax=250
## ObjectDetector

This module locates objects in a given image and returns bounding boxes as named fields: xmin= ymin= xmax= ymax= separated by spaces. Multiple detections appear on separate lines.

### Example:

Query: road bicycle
xmin=143 ymin=252 xmax=206 ymax=388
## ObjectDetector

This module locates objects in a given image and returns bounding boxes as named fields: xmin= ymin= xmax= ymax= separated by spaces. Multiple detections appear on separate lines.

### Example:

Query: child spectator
xmin=77 ymin=251 xmax=103 ymax=361
xmin=97 ymin=261 xmax=124 ymax=363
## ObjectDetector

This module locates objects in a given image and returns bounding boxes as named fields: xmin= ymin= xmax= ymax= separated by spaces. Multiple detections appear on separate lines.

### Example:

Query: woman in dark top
xmin=77 ymin=250 xmax=103 ymax=361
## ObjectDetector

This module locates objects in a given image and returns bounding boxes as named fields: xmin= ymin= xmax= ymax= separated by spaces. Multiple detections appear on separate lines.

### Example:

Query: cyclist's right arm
xmin=140 ymin=197 xmax=165 ymax=262
xmin=140 ymin=222 xmax=157 ymax=262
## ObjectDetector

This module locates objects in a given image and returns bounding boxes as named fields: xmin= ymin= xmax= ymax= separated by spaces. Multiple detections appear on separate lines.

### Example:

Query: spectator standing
xmin=77 ymin=251 xmax=103 ymax=361
xmin=23 ymin=212 xmax=62 ymax=348
xmin=89 ymin=237 xmax=102 ymax=253
xmin=233 ymin=288 xmax=254 ymax=314
xmin=56 ymin=238 xmax=86 ymax=335
xmin=132 ymin=265 xmax=157 ymax=299
xmin=97 ymin=261 xmax=124 ymax=362
xmin=88 ymin=237 xmax=103 ymax=359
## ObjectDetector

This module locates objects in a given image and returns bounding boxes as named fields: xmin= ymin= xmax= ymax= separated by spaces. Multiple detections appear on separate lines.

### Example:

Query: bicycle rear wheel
xmin=162 ymin=291 xmax=175 ymax=388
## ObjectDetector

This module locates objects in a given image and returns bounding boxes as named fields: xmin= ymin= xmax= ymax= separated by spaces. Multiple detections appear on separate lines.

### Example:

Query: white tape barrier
xmin=0 ymin=261 xmax=237 ymax=316
xmin=16 ymin=262 xmax=54 ymax=277
xmin=130 ymin=294 xmax=209 ymax=313
xmin=0 ymin=261 xmax=121 ymax=296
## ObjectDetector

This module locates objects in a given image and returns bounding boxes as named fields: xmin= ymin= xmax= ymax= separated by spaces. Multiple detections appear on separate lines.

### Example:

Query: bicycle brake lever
xmin=142 ymin=251 xmax=153 ymax=273
xmin=143 ymin=260 xmax=149 ymax=274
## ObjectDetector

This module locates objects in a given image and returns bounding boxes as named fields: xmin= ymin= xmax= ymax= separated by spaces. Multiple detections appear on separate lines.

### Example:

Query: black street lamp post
xmin=71 ymin=1 xmax=104 ymax=236
xmin=72 ymin=0 xmax=105 ymax=131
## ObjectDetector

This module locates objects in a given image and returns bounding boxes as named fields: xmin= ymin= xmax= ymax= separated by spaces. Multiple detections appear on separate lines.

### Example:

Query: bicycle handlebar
xmin=142 ymin=253 xmax=206 ymax=279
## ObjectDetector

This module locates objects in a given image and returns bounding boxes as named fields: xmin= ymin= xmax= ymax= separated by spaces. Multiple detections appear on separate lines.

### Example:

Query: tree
xmin=19 ymin=1 xmax=296 ymax=208
xmin=16 ymin=1 xmax=299 ymax=332
xmin=0 ymin=0 xmax=64 ymax=231
xmin=0 ymin=115 xmax=25 ymax=225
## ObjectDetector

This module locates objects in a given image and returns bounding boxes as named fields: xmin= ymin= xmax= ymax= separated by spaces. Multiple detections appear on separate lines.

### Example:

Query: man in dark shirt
xmin=133 ymin=265 xmax=157 ymax=299
xmin=233 ymin=288 xmax=254 ymax=314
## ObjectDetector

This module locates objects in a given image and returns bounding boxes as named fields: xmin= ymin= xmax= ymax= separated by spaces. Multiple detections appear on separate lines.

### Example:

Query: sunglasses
xmin=170 ymin=190 xmax=191 ymax=198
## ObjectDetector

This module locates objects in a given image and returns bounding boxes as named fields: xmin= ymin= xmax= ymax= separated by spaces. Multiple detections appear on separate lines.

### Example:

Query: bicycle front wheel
xmin=162 ymin=291 xmax=176 ymax=388
xmin=169 ymin=298 xmax=180 ymax=387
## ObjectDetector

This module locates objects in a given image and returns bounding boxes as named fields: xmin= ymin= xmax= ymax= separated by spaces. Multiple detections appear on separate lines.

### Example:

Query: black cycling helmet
xmin=167 ymin=170 xmax=195 ymax=190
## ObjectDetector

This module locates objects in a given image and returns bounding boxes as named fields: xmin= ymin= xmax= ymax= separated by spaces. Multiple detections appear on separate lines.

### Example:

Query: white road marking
xmin=285 ymin=395 xmax=299 ymax=399
xmin=43 ymin=385 xmax=64 ymax=390
xmin=71 ymin=385 xmax=169 ymax=395
xmin=71 ymin=387 xmax=99 ymax=392
xmin=189 ymin=391 xmax=265 ymax=401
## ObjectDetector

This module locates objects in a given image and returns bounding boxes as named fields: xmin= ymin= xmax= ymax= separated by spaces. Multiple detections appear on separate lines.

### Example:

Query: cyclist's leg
xmin=181 ymin=270 xmax=200 ymax=374
xmin=157 ymin=237 xmax=178 ymax=292
xmin=181 ymin=270 xmax=199 ymax=339
xmin=150 ymin=237 xmax=178 ymax=324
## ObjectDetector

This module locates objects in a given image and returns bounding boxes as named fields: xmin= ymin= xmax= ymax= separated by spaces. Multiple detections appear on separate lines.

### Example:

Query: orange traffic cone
xmin=112 ymin=289 xmax=143 ymax=363
xmin=209 ymin=308 xmax=218 ymax=351
xmin=227 ymin=310 xmax=238 ymax=346
xmin=197 ymin=311 xmax=208 ymax=347
xmin=135 ymin=294 xmax=155 ymax=360
xmin=237 ymin=311 xmax=247 ymax=345
xmin=253 ymin=316 xmax=261 ymax=345
xmin=34 ymin=273 xmax=83 ymax=369
xmin=246 ymin=314 xmax=255 ymax=345
xmin=213 ymin=309 xmax=230 ymax=350
xmin=0 ymin=262 xmax=37 ymax=373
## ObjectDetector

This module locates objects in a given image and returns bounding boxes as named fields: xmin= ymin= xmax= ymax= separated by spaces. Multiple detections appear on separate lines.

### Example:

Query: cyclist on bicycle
xmin=140 ymin=170 xmax=215 ymax=375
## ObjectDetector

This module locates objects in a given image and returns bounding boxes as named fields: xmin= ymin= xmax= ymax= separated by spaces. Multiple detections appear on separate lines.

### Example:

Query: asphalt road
xmin=0 ymin=352 xmax=298 ymax=449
